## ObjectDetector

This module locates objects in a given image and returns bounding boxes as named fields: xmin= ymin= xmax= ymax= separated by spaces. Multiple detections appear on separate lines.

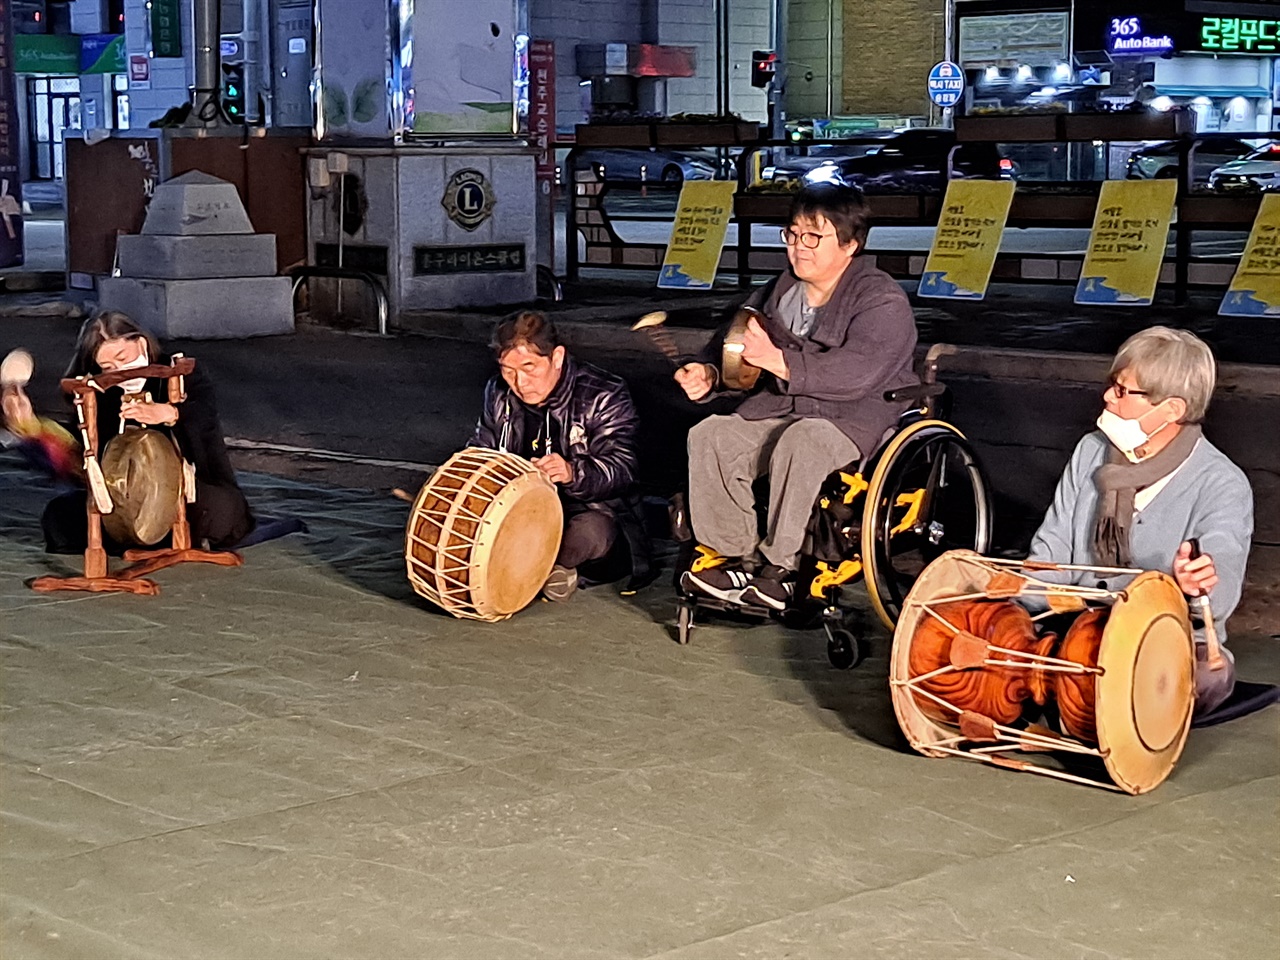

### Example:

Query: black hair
xmin=789 ymin=183 xmax=871 ymax=251
xmin=66 ymin=311 xmax=163 ymax=379
xmin=490 ymin=309 xmax=562 ymax=358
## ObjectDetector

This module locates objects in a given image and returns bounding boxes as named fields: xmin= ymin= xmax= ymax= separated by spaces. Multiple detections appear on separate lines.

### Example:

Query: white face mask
xmin=114 ymin=344 xmax=150 ymax=397
xmin=1096 ymin=404 xmax=1172 ymax=463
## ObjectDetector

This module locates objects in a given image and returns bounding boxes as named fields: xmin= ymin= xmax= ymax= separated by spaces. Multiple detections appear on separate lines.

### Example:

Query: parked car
xmin=1208 ymin=142 xmax=1280 ymax=194
xmin=799 ymin=128 xmax=1015 ymax=193
xmin=1126 ymin=139 xmax=1253 ymax=184
xmin=571 ymin=148 xmax=732 ymax=184
xmin=761 ymin=134 xmax=897 ymax=184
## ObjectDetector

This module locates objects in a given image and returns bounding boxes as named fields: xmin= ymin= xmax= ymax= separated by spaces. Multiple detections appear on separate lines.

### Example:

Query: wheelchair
xmin=674 ymin=343 xmax=993 ymax=668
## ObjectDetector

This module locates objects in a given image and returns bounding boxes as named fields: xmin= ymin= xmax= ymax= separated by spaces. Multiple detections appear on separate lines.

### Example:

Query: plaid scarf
xmin=1092 ymin=423 xmax=1201 ymax=567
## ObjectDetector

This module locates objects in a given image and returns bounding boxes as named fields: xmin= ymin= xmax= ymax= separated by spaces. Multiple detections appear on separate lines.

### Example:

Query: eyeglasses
xmin=780 ymin=228 xmax=834 ymax=249
xmin=1108 ymin=378 xmax=1149 ymax=399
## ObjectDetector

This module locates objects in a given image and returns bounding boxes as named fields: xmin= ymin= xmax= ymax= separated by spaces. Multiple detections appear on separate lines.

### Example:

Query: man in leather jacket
xmin=470 ymin=310 xmax=648 ymax=601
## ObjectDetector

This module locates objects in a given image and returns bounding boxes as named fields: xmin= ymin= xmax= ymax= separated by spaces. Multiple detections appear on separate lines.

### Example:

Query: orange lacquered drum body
xmin=405 ymin=448 xmax=563 ymax=622
xmin=890 ymin=550 xmax=1195 ymax=794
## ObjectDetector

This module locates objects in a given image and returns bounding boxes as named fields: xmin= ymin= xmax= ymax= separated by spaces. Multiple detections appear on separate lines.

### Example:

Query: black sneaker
xmin=543 ymin=565 xmax=579 ymax=602
xmin=681 ymin=565 xmax=754 ymax=604
xmin=741 ymin=565 xmax=796 ymax=611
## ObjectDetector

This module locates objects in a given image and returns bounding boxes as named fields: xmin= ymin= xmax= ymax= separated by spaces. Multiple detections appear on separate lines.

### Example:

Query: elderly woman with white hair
xmin=1028 ymin=325 xmax=1253 ymax=717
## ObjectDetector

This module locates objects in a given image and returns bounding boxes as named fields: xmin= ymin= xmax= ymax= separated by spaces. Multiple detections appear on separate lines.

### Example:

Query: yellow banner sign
xmin=1075 ymin=180 xmax=1176 ymax=306
xmin=919 ymin=180 xmax=1015 ymax=300
xmin=658 ymin=181 xmax=736 ymax=290
xmin=1220 ymin=194 xmax=1280 ymax=317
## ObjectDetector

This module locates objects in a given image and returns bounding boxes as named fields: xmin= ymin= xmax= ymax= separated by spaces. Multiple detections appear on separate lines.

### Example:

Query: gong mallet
xmin=630 ymin=311 xmax=682 ymax=369
xmin=1186 ymin=538 xmax=1226 ymax=672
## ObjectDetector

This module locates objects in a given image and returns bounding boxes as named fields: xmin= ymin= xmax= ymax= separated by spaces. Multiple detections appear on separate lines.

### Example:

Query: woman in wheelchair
xmin=674 ymin=182 xmax=921 ymax=611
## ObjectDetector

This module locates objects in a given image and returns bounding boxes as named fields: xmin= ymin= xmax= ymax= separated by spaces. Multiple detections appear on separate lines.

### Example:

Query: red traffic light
xmin=751 ymin=50 xmax=778 ymax=88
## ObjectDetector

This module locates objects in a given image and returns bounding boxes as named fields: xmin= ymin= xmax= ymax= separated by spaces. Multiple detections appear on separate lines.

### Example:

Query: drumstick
xmin=391 ymin=488 xmax=413 ymax=502
xmin=630 ymin=311 xmax=682 ymax=368
xmin=1187 ymin=539 xmax=1226 ymax=671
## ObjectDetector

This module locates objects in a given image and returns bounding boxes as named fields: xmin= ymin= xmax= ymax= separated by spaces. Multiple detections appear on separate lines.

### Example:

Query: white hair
xmin=1110 ymin=326 xmax=1216 ymax=422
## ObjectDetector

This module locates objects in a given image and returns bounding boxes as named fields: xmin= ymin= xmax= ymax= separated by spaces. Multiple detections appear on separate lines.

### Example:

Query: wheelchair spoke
xmin=864 ymin=425 xmax=992 ymax=630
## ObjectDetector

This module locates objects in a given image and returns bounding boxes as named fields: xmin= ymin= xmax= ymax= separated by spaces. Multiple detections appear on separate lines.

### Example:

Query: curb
xmin=405 ymin=313 xmax=1280 ymax=399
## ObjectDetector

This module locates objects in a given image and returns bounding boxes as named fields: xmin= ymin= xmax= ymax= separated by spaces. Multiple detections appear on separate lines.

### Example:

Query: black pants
xmin=557 ymin=507 xmax=618 ymax=572
xmin=42 ymin=482 xmax=254 ymax=555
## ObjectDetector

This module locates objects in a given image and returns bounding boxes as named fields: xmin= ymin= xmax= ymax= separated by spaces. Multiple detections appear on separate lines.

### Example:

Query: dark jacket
xmin=470 ymin=355 xmax=640 ymax=505
xmin=703 ymin=256 xmax=919 ymax=458
xmin=470 ymin=356 xmax=651 ymax=583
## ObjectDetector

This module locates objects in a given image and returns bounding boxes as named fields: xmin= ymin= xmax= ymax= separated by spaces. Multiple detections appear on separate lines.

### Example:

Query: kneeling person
xmin=471 ymin=311 xmax=643 ymax=601
xmin=1028 ymin=326 xmax=1253 ymax=718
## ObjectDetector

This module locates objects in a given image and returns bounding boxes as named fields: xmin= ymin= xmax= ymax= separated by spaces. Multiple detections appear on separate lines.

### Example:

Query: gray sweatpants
xmin=688 ymin=415 xmax=860 ymax=571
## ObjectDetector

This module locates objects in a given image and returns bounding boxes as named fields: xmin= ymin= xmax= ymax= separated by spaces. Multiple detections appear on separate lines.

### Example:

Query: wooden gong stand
xmin=30 ymin=357 xmax=243 ymax=597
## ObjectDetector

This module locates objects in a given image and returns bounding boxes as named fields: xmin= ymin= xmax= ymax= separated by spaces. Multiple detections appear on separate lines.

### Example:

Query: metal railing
xmin=288 ymin=265 xmax=389 ymax=337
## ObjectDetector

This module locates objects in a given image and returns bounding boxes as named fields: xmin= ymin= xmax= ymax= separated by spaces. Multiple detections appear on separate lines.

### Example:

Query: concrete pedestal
xmin=305 ymin=145 xmax=538 ymax=323
xmin=116 ymin=234 xmax=278 ymax=280
xmin=99 ymin=276 xmax=294 ymax=339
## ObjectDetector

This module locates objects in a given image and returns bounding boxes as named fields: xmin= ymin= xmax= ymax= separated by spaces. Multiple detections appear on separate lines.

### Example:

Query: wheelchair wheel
xmin=861 ymin=419 xmax=991 ymax=631
xmin=676 ymin=601 xmax=695 ymax=645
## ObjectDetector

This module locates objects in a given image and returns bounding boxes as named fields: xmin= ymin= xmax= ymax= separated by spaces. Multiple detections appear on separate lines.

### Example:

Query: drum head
xmin=100 ymin=428 xmax=182 ymax=546
xmin=1096 ymin=571 xmax=1194 ymax=795
xmin=470 ymin=472 xmax=563 ymax=619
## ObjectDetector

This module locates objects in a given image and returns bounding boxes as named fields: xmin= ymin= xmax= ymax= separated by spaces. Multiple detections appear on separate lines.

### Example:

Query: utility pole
xmin=769 ymin=0 xmax=788 ymax=139
xmin=185 ymin=0 xmax=231 ymax=126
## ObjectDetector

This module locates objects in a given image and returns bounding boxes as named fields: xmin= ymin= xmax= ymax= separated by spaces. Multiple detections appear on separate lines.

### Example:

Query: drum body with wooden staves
xmin=99 ymin=426 xmax=184 ymax=546
xmin=890 ymin=550 xmax=1195 ymax=794
xmin=405 ymin=447 xmax=564 ymax=622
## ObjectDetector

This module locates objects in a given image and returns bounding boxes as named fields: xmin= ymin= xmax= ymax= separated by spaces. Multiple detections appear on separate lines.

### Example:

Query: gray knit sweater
xmin=1028 ymin=431 xmax=1254 ymax=646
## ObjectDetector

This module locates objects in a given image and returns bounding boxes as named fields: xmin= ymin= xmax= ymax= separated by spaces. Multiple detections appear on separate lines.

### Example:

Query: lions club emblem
xmin=442 ymin=169 xmax=496 ymax=231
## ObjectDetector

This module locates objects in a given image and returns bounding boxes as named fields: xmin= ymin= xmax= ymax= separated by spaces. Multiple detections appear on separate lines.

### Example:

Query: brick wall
xmin=124 ymin=0 xmax=197 ymax=128
xmin=657 ymin=0 xmax=768 ymax=121
xmin=787 ymin=0 xmax=842 ymax=119
xmin=841 ymin=0 xmax=939 ymax=118
xmin=530 ymin=0 xmax=643 ymax=130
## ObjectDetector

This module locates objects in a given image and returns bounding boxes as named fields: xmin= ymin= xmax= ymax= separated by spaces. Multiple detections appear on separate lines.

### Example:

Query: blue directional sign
xmin=927 ymin=61 xmax=965 ymax=108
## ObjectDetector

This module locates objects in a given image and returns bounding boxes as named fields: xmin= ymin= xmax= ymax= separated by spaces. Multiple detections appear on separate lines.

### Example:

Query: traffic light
xmin=221 ymin=63 xmax=246 ymax=121
xmin=11 ymin=1 xmax=48 ymax=35
xmin=751 ymin=50 xmax=778 ymax=89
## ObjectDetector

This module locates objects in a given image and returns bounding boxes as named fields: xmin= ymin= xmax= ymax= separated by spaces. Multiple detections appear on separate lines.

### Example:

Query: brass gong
xmin=99 ymin=427 xmax=183 ymax=546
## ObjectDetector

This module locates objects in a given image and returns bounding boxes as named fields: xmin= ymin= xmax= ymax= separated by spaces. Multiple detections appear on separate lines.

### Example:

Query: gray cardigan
xmin=1028 ymin=431 xmax=1254 ymax=646
xmin=707 ymin=257 xmax=919 ymax=458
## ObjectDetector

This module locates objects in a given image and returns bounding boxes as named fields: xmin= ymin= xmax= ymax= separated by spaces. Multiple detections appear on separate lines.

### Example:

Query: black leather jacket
xmin=469 ymin=355 xmax=640 ymax=505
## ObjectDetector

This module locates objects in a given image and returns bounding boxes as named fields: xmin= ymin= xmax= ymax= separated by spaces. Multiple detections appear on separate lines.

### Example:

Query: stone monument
xmin=99 ymin=171 xmax=294 ymax=339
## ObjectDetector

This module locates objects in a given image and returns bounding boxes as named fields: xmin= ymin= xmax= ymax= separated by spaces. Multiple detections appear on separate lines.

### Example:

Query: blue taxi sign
xmin=927 ymin=61 xmax=965 ymax=108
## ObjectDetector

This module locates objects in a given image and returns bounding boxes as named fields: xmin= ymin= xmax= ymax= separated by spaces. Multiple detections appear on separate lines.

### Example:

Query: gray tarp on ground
xmin=2 ymin=458 xmax=1277 ymax=959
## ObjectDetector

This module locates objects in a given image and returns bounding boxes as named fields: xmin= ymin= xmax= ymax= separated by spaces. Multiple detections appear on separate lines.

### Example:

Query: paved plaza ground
xmin=2 ymin=289 xmax=1278 ymax=958
xmin=2 ymin=456 xmax=1277 ymax=959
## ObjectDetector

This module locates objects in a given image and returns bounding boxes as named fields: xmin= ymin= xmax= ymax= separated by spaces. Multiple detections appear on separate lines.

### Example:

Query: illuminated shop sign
xmin=1198 ymin=17 xmax=1280 ymax=54
xmin=1107 ymin=17 xmax=1174 ymax=54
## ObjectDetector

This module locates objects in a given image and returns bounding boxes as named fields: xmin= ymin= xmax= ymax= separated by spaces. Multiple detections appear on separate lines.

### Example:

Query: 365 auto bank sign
xmin=1107 ymin=16 xmax=1175 ymax=54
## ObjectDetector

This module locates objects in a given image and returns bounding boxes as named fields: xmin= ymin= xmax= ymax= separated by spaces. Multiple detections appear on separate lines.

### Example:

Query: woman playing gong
xmin=1028 ymin=326 xmax=1253 ymax=717
xmin=2 ymin=311 xmax=254 ymax=553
